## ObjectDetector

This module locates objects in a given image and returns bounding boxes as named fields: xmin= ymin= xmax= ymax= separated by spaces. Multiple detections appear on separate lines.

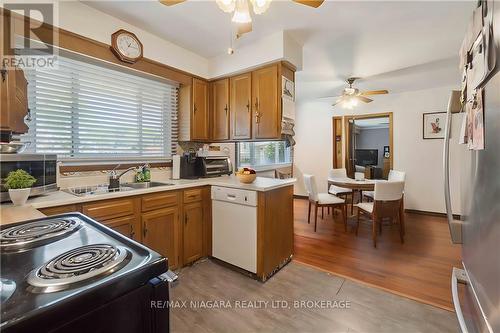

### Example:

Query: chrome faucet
xmin=108 ymin=165 xmax=137 ymax=190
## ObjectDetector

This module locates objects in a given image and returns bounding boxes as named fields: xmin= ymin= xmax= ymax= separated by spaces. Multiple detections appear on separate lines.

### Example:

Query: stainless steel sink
xmin=63 ymin=182 xmax=175 ymax=197
xmin=63 ymin=184 xmax=135 ymax=197
xmin=122 ymin=181 xmax=175 ymax=189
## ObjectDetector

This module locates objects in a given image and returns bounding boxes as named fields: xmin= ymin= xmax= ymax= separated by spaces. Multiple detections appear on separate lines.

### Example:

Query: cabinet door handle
xmin=184 ymin=215 xmax=188 ymax=224
xmin=193 ymin=104 xmax=197 ymax=114
xmin=224 ymin=104 xmax=228 ymax=115
xmin=246 ymin=101 xmax=250 ymax=112
xmin=143 ymin=226 xmax=148 ymax=238
xmin=254 ymin=98 xmax=259 ymax=110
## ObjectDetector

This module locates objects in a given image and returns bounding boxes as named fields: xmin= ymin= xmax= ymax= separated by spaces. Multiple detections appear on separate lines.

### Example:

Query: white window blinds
xmin=22 ymin=55 xmax=178 ymax=159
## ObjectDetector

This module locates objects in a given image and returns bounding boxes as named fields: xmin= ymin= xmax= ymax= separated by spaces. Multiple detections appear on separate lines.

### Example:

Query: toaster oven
xmin=199 ymin=156 xmax=232 ymax=178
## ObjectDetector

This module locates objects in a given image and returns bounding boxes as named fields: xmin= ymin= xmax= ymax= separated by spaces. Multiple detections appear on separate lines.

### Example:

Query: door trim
xmin=338 ymin=112 xmax=394 ymax=176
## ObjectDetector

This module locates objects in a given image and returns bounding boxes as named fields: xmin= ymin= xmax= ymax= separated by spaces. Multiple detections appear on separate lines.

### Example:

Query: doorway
xmin=340 ymin=113 xmax=393 ymax=179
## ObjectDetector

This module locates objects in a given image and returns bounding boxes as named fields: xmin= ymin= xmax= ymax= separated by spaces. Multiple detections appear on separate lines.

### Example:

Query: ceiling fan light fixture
xmin=216 ymin=0 xmax=236 ymax=13
xmin=250 ymin=0 xmax=271 ymax=14
xmin=341 ymin=97 xmax=358 ymax=109
xmin=232 ymin=0 xmax=252 ymax=23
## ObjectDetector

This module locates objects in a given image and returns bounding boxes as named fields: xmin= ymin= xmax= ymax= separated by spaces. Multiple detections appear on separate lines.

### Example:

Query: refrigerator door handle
xmin=443 ymin=92 xmax=463 ymax=243
xmin=452 ymin=267 xmax=469 ymax=333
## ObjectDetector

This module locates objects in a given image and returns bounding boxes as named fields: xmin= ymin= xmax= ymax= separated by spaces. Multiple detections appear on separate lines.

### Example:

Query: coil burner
xmin=0 ymin=218 xmax=83 ymax=251
xmin=27 ymin=244 xmax=130 ymax=292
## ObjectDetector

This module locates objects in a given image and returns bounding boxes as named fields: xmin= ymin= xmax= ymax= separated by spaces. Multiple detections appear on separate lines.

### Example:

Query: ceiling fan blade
xmin=332 ymin=99 xmax=343 ymax=107
xmin=357 ymin=96 xmax=373 ymax=103
xmin=236 ymin=22 xmax=252 ymax=39
xmin=159 ymin=0 xmax=186 ymax=6
xmin=319 ymin=95 xmax=343 ymax=100
xmin=360 ymin=90 xmax=389 ymax=96
xmin=293 ymin=0 xmax=325 ymax=8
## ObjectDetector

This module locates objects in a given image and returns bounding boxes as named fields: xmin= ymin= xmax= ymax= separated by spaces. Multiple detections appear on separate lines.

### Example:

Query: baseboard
xmin=295 ymin=196 xmax=461 ymax=219
xmin=405 ymin=209 xmax=461 ymax=220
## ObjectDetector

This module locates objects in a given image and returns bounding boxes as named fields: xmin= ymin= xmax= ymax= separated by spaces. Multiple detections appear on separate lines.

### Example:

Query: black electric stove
xmin=0 ymin=213 xmax=171 ymax=333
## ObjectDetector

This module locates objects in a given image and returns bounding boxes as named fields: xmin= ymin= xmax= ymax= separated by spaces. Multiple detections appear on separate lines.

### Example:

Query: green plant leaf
xmin=4 ymin=169 xmax=37 ymax=189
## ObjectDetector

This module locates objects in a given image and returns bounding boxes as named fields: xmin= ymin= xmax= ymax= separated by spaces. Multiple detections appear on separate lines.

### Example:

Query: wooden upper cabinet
xmin=143 ymin=206 xmax=180 ymax=270
xmin=1 ymin=67 xmax=29 ymax=134
xmin=252 ymin=65 xmax=279 ymax=139
xmin=191 ymin=78 xmax=210 ymax=141
xmin=211 ymin=78 xmax=229 ymax=141
xmin=183 ymin=201 xmax=204 ymax=265
xmin=230 ymin=73 xmax=252 ymax=140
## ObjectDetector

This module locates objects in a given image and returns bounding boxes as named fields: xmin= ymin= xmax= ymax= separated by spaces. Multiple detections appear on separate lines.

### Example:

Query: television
xmin=355 ymin=149 xmax=378 ymax=166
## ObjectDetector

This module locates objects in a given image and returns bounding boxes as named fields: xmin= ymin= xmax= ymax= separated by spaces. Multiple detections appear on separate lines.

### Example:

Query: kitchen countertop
xmin=0 ymin=176 xmax=296 ymax=224
xmin=0 ymin=206 xmax=46 ymax=226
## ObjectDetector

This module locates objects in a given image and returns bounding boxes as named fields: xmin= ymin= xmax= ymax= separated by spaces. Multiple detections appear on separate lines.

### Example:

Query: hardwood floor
xmin=293 ymin=198 xmax=462 ymax=311
xmin=171 ymin=259 xmax=458 ymax=333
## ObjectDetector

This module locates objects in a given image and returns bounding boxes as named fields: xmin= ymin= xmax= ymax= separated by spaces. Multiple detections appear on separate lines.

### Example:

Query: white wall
xmin=57 ymin=1 xmax=210 ymax=78
xmin=294 ymin=86 xmax=464 ymax=214
xmin=209 ymin=31 xmax=303 ymax=78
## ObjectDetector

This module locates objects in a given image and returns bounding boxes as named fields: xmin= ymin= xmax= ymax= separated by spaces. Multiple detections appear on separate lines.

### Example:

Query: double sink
xmin=63 ymin=181 xmax=175 ymax=197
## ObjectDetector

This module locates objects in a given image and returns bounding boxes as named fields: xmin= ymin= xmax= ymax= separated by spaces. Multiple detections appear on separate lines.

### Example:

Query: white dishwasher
xmin=211 ymin=186 xmax=257 ymax=273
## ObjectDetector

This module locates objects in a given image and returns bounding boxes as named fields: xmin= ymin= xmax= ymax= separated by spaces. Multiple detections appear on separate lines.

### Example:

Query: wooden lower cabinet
xmin=256 ymin=185 xmax=294 ymax=281
xmin=39 ymin=204 xmax=81 ymax=216
xmin=182 ymin=201 xmax=204 ymax=265
xmin=142 ymin=207 xmax=180 ymax=270
xmin=104 ymin=215 xmax=137 ymax=240
xmin=38 ymin=187 xmax=212 ymax=270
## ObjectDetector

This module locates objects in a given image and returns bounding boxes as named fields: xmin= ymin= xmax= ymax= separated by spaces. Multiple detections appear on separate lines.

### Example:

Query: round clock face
xmin=116 ymin=33 xmax=142 ymax=59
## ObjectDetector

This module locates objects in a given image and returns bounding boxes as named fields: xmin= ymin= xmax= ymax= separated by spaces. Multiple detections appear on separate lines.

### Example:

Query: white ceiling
xmin=84 ymin=0 xmax=475 ymax=99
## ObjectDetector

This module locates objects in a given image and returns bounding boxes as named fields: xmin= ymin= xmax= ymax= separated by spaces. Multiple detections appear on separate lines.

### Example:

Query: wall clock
xmin=110 ymin=29 xmax=143 ymax=64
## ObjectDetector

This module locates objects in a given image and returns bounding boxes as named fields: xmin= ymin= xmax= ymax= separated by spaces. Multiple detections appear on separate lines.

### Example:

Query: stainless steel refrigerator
xmin=443 ymin=3 xmax=499 ymax=332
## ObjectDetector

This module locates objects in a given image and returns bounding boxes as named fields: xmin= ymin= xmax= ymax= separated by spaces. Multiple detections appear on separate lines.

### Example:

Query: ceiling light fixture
xmin=216 ymin=0 xmax=271 ymax=24
xmin=216 ymin=0 xmax=236 ymax=13
xmin=232 ymin=0 xmax=252 ymax=23
xmin=250 ymin=0 xmax=272 ymax=14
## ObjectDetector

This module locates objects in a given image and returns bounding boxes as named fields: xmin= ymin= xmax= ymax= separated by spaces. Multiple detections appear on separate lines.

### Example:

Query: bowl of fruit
xmin=235 ymin=167 xmax=257 ymax=184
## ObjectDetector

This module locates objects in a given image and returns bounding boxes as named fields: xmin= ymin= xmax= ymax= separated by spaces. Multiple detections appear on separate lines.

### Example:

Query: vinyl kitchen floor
xmin=170 ymin=259 xmax=458 ymax=333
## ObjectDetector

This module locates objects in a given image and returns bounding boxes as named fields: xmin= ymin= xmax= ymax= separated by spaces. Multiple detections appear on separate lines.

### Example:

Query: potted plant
xmin=4 ymin=169 xmax=36 ymax=206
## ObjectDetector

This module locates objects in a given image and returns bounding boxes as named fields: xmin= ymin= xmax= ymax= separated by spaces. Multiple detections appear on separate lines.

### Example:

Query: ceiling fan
xmin=326 ymin=77 xmax=389 ymax=109
xmin=159 ymin=0 xmax=324 ymax=38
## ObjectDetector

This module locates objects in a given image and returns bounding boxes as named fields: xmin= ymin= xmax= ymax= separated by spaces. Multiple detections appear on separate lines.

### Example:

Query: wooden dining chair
xmin=328 ymin=168 xmax=353 ymax=214
xmin=303 ymin=174 xmax=347 ymax=232
xmin=356 ymin=181 xmax=405 ymax=248
xmin=363 ymin=170 xmax=405 ymax=202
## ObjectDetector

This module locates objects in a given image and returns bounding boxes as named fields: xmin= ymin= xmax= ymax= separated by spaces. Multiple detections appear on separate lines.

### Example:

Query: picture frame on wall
xmin=423 ymin=112 xmax=446 ymax=139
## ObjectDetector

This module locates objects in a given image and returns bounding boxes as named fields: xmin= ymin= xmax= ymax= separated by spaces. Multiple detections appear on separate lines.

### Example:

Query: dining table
xmin=327 ymin=177 xmax=405 ymax=226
